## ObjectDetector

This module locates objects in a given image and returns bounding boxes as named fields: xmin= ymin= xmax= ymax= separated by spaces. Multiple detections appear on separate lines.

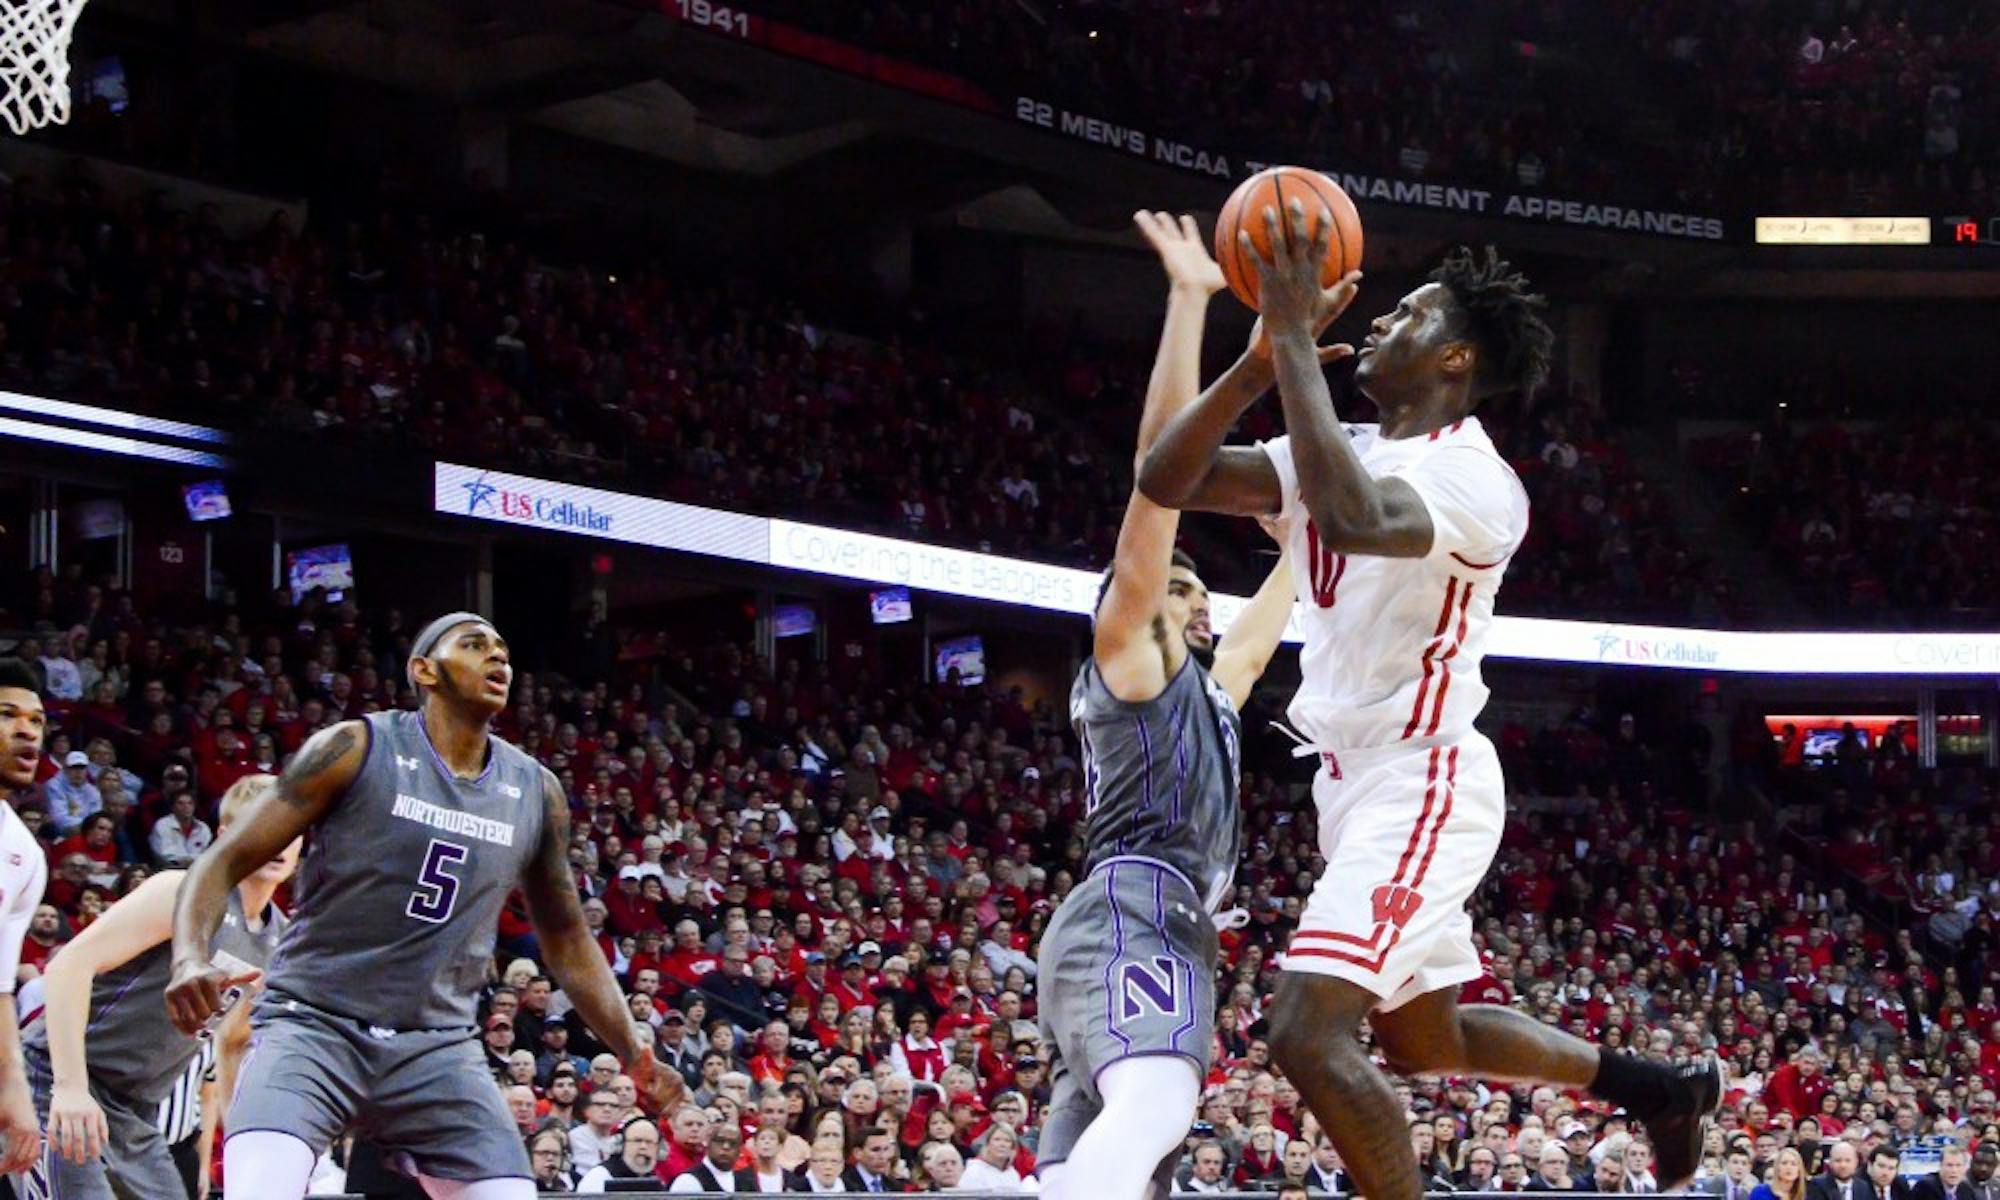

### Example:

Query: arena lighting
xmin=0 ymin=413 xmax=231 ymax=468
xmin=0 ymin=391 xmax=232 ymax=443
xmin=434 ymin=463 xmax=2000 ymax=676
xmin=0 ymin=390 xmax=233 ymax=466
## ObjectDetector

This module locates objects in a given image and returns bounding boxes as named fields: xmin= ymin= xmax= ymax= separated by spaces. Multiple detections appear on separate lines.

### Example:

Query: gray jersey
xmin=24 ymin=888 xmax=284 ymax=1104
xmin=266 ymin=709 xmax=545 ymax=1031
xmin=1070 ymin=654 xmax=1242 ymax=911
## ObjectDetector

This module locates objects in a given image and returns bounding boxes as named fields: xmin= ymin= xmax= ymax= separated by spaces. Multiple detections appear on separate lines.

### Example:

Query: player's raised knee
xmin=1269 ymin=975 xmax=1372 ymax=1072
xmin=1266 ymin=990 xmax=1325 ymax=1072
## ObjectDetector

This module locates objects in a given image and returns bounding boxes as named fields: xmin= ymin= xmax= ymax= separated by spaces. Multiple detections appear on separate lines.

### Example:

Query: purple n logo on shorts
xmin=1118 ymin=956 xmax=1181 ymax=1020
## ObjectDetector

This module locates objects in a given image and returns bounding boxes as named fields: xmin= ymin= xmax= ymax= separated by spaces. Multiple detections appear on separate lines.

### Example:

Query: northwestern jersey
xmin=1070 ymin=654 xmax=1242 ymax=912
xmin=266 ymin=709 xmax=545 ymax=1031
xmin=25 ymin=888 xmax=284 ymax=1103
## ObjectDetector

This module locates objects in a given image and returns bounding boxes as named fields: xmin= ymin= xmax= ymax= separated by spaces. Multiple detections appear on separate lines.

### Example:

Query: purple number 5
xmin=407 ymin=838 xmax=467 ymax=923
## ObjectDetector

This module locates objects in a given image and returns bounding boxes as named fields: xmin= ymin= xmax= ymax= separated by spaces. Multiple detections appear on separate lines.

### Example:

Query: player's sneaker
xmin=1649 ymin=1053 xmax=1726 ymax=1193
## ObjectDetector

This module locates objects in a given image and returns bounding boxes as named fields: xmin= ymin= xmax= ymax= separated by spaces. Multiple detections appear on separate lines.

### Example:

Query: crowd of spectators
xmin=1618 ymin=0 xmax=2000 ymax=214
xmin=1478 ymin=388 xmax=1726 ymax=626
xmin=3 ymin=561 xmax=1997 ymax=1196
xmin=0 ymin=169 xmax=1715 ymax=620
xmin=741 ymin=0 xmax=1999 ymax=215
xmin=1690 ymin=415 xmax=2000 ymax=627
xmin=0 ymin=171 xmax=1130 ymax=575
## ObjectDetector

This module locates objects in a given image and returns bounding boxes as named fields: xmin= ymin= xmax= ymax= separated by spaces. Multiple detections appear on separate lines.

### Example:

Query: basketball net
xmin=0 ymin=0 xmax=87 ymax=135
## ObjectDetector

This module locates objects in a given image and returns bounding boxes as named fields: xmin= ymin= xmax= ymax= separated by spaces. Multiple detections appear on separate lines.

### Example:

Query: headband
xmin=406 ymin=610 xmax=492 ymax=689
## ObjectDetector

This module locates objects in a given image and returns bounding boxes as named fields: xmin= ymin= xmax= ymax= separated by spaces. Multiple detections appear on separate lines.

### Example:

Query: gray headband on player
xmin=406 ymin=610 xmax=493 ymax=689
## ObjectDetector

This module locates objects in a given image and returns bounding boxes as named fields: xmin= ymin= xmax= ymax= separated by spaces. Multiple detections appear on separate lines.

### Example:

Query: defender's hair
xmin=219 ymin=773 xmax=275 ymax=828
xmin=1430 ymin=246 xmax=1555 ymax=400
xmin=1094 ymin=548 xmax=1200 ymax=618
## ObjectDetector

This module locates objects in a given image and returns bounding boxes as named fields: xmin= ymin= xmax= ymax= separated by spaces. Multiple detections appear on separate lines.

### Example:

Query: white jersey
xmin=1260 ymin=417 xmax=1528 ymax=753
xmin=0 ymin=802 xmax=48 ymax=992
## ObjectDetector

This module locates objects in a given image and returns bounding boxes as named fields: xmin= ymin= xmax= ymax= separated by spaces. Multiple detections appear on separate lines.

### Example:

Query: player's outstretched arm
xmin=167 ymin=721 xmax=361 ymax=1035
xmin=1210 ymin=522 xmax=1296 ymax=710
xmin=522 ymin=766 xmax=683 ymax=1114
xmin=44 ymin=870 xmax=187 ymax=1162
xmin=1138 ymin=305 xmax=1353 ymax=517
xmin=1249 ymin=201 xmax=1433 ymax=557
xmin=1099 ymin=212 xmax=1225 ymax=702
xmin=1137 ymin=352 xmax=1284 ymax=516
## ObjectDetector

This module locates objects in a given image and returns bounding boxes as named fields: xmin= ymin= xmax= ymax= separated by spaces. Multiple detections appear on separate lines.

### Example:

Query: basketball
xmin=1214 ymin=166 xmax=1364 ymax=311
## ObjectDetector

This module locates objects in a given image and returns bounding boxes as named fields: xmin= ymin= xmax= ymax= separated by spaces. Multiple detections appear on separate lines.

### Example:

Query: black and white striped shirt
xmin=155 ymin=1040 xmax=214 ymax=1145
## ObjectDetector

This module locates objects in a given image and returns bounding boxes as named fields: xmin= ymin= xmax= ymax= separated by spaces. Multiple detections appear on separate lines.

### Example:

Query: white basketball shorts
xmin=1280 ymin=732 xmax=1505 ymax=1012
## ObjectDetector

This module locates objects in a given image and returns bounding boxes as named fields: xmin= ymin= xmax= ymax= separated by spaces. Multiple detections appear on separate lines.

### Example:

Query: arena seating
xmin=1689 ymin=417 xmax=2000 ymax=626
xmin=736 ymin=0 xmax=1997 ymax=214
xmin=8 ymin=570 xmax=1996 ymax=1194
xmin=0 ymin=174 xmax=1722 ymax=621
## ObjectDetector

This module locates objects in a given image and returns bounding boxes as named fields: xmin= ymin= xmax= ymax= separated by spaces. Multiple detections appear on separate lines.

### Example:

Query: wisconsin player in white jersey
xmin=0 ymin=658 xmax=52 ymax=1176
xmin=1140 ymin=202 xmax=1721 ymax=1200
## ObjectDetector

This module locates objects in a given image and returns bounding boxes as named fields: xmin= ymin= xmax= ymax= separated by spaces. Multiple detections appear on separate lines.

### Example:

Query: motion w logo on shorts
xmin=1118 ymin=956 xmax=1182 ymax=1020
xmin=1371 ymin=883 xmax=1425 ymax=930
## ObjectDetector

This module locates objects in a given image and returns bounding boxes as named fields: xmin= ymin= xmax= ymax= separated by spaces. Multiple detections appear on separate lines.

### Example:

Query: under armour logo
xmin=367 ymin=1024 xmax=398 ymax=1040
xmin=1371 ymin=884 xmax=1425 ymax=930
xmin=500 ymin=784 xmax=522 ymax=799
xmin=223 ymin=913 xmax=240 ymax=927
xmin=396 ymin=755 xmax=420 ymax=771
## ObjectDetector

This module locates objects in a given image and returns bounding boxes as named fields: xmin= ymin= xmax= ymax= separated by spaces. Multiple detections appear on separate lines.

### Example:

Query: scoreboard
xmin=1755 ymin=215 xmax=2000 ymax=246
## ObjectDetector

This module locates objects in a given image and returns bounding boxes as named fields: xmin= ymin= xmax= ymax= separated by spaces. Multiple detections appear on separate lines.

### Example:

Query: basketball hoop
xmin=0 ymin=0 xmax=88 ymax=135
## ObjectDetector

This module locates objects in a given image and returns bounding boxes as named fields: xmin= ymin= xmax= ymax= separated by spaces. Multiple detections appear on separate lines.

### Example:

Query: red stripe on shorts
xmin=1290 ymin=748 xmax=1457 ymax=973
xmin=1405 ymin=746 xmax=1459 ymax=893
xmin=1288 ymin=746 xmax=1443 ymax=957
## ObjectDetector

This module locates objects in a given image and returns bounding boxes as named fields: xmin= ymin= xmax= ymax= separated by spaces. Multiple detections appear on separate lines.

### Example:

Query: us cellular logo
xmin=1593 ymin=630 xmax=1720 ymax=665
xmin=461 ymin=471 xmax=612 ymax=533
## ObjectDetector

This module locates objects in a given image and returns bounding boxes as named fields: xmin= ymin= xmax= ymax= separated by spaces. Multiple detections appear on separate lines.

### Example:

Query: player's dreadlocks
xmin=1430 ymin=245 xmax=1554 ymax=400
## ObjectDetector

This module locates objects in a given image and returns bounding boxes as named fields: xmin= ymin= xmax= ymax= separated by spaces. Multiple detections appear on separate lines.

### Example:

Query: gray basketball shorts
xmin=227 ymin=994 xmax=532 ymax=1184
xmin=1034 ymin=856 xmax=1218 ymax=1175
xmin=17 ymin=1044 xmax=183 ymax=1200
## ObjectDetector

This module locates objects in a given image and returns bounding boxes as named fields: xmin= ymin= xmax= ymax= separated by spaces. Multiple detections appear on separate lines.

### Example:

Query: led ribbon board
xmin=434 ymin=463 xmax=2000 ymax=675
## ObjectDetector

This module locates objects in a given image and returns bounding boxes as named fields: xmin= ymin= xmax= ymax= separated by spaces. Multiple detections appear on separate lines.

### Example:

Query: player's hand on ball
xmin=1135 ymin=210 xmax=1226 ymax=296
xmin=0 ymin=1079 xmax=41 ymax=1175
xmin=48 ymin=1081 xmax=108 ymax=1164
xmin=1245 ymin=316 xmax=1360 ymax=367
xmin=1242 ymin=200 xmax=1363 ymax=340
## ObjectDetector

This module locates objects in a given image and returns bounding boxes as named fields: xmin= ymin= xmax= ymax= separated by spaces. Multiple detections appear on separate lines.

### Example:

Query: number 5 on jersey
xmin=408 ymin=838 xmax=468 ymax=923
